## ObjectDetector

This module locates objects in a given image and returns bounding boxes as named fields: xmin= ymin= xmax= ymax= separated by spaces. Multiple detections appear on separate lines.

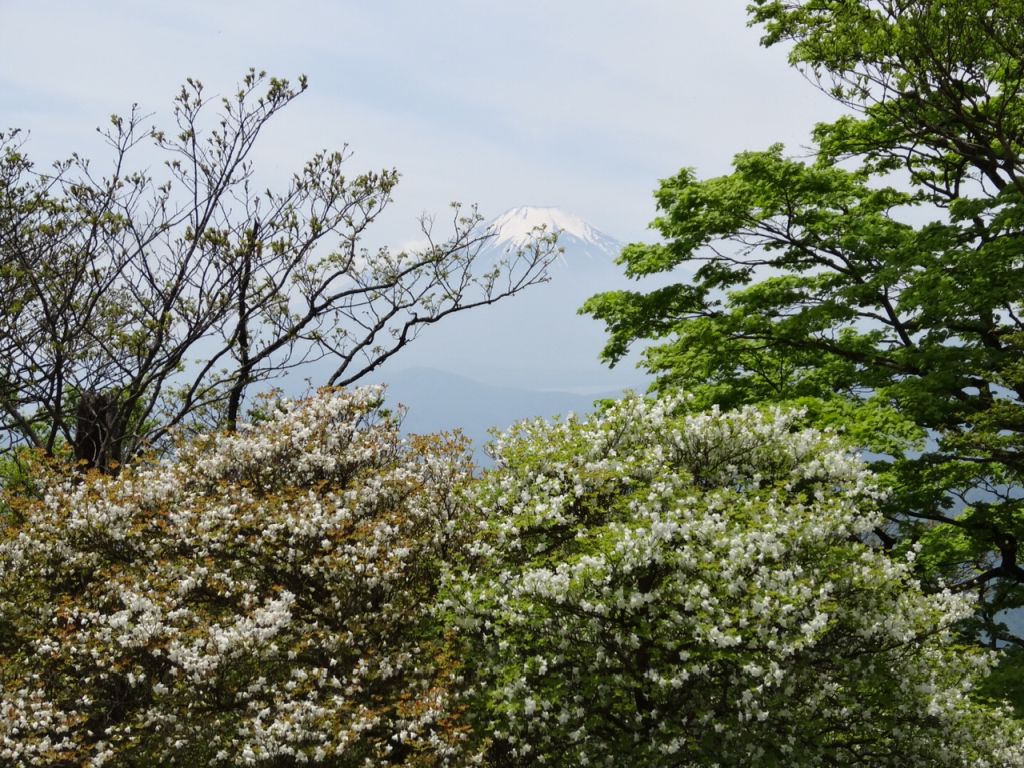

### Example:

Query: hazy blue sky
xmin=2 ymin=1 xmax=841 ymax=245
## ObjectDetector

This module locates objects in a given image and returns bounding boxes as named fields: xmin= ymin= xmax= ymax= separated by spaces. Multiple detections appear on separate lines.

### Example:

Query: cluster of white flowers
xmin=0 ymin=388 xmax=477 ymax=766
xmin=445 ymin=395 xmax=1024 ymax=767
xmin=3 ymin=389 xmax=1021 ymax=766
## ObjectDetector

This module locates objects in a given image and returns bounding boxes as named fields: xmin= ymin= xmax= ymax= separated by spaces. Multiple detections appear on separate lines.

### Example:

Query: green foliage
xmin=982 ymin=647 xmax=1024 ymax=716
xmin=583 ymin=0 xmax=1024 ymax=645
xmin=445 ymin=396 xmax=1024 ymax=766
xmin=0 ymin=449 xmax=37 ymax=524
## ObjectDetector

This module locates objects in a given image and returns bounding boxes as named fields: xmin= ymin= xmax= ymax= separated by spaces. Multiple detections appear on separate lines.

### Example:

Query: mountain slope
xmin=488 ymin=206 xmax=624 ymax=262
xmin=384 ymin=206 xmax=648 ymax=393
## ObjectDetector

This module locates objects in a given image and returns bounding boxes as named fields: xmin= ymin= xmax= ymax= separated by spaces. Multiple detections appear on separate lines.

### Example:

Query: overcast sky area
xmin=1 ymin=0 xmax=844 ymax=246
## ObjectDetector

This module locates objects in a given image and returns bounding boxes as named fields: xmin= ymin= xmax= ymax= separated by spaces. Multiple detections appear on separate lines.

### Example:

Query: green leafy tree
xmin=0 ymin=70 xmax=555 ymax=473
xmin=445 ymin=396 xmax=1023 ymax=766
xmin=0 ymin=388 xmax=477 ymax=766
xmin=583 ymin=0 xmax=1024 ymax=648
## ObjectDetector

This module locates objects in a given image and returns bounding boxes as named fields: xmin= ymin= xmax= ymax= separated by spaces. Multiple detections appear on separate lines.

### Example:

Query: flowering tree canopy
xmin=4 ymin=388 xmax=1022 ymax=767
xmin=445 ymin=397 xmax=1024 ymax=767
xmin=0 ymin=388 xmax=475 ymax=767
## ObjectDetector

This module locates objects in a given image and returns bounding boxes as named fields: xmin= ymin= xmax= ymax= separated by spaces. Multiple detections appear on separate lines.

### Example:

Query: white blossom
xmin=0 ymin=387 xmax=478 ymax=766
xmin=446 ymin=395 xmax=1024 ymax=767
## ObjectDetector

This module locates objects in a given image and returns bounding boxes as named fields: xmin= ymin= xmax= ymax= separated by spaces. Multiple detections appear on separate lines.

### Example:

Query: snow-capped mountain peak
xmin=488 ymin=206 xmax=623 ymax=260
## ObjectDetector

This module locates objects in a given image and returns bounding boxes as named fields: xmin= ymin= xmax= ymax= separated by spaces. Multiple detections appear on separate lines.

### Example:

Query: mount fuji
xmin=367 ymin=206 xmax=655 ymax=458
xmin=380 ymin=206 xmax=645 ymax=389
xmin=487 ymin=205 xmax=624 ymax=263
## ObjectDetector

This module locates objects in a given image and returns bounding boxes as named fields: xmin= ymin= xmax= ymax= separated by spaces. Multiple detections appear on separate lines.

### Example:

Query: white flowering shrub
xmin=0 ymin=388 xmax=476 ymax=767
xmin=444 ymin=396 xmax=1024 ymax=767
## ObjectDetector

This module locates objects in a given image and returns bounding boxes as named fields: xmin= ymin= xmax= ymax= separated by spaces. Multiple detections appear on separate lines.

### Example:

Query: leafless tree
xmin=0 ymin=70 xmax=555 ymax=470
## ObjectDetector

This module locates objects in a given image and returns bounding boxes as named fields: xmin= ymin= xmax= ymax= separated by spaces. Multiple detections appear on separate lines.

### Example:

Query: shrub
xmin=445 ymin=396 xmax=1024 ymax=767
xmin=0 ymin=388 xmax=474 ymax=766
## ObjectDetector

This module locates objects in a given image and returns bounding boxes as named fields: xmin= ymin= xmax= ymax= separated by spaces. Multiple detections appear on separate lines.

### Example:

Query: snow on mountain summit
xmin=488 ymin=206 xmax=623 ymax=260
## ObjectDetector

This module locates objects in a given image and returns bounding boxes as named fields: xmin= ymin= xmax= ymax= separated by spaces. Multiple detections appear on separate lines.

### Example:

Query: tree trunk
xmin=73 ymin=390 xmax=124 ymax=473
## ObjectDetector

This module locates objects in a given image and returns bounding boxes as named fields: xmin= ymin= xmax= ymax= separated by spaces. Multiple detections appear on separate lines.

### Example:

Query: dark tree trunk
xmin=74 ymin=390 xmax=124 ymax=473
xmin=225 ymin=220 xmax=257 ymax=433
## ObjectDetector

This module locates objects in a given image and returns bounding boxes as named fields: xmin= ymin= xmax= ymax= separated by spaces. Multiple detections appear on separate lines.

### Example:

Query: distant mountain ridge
xmin=372 ymin=366 xmax=624 ymax=463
